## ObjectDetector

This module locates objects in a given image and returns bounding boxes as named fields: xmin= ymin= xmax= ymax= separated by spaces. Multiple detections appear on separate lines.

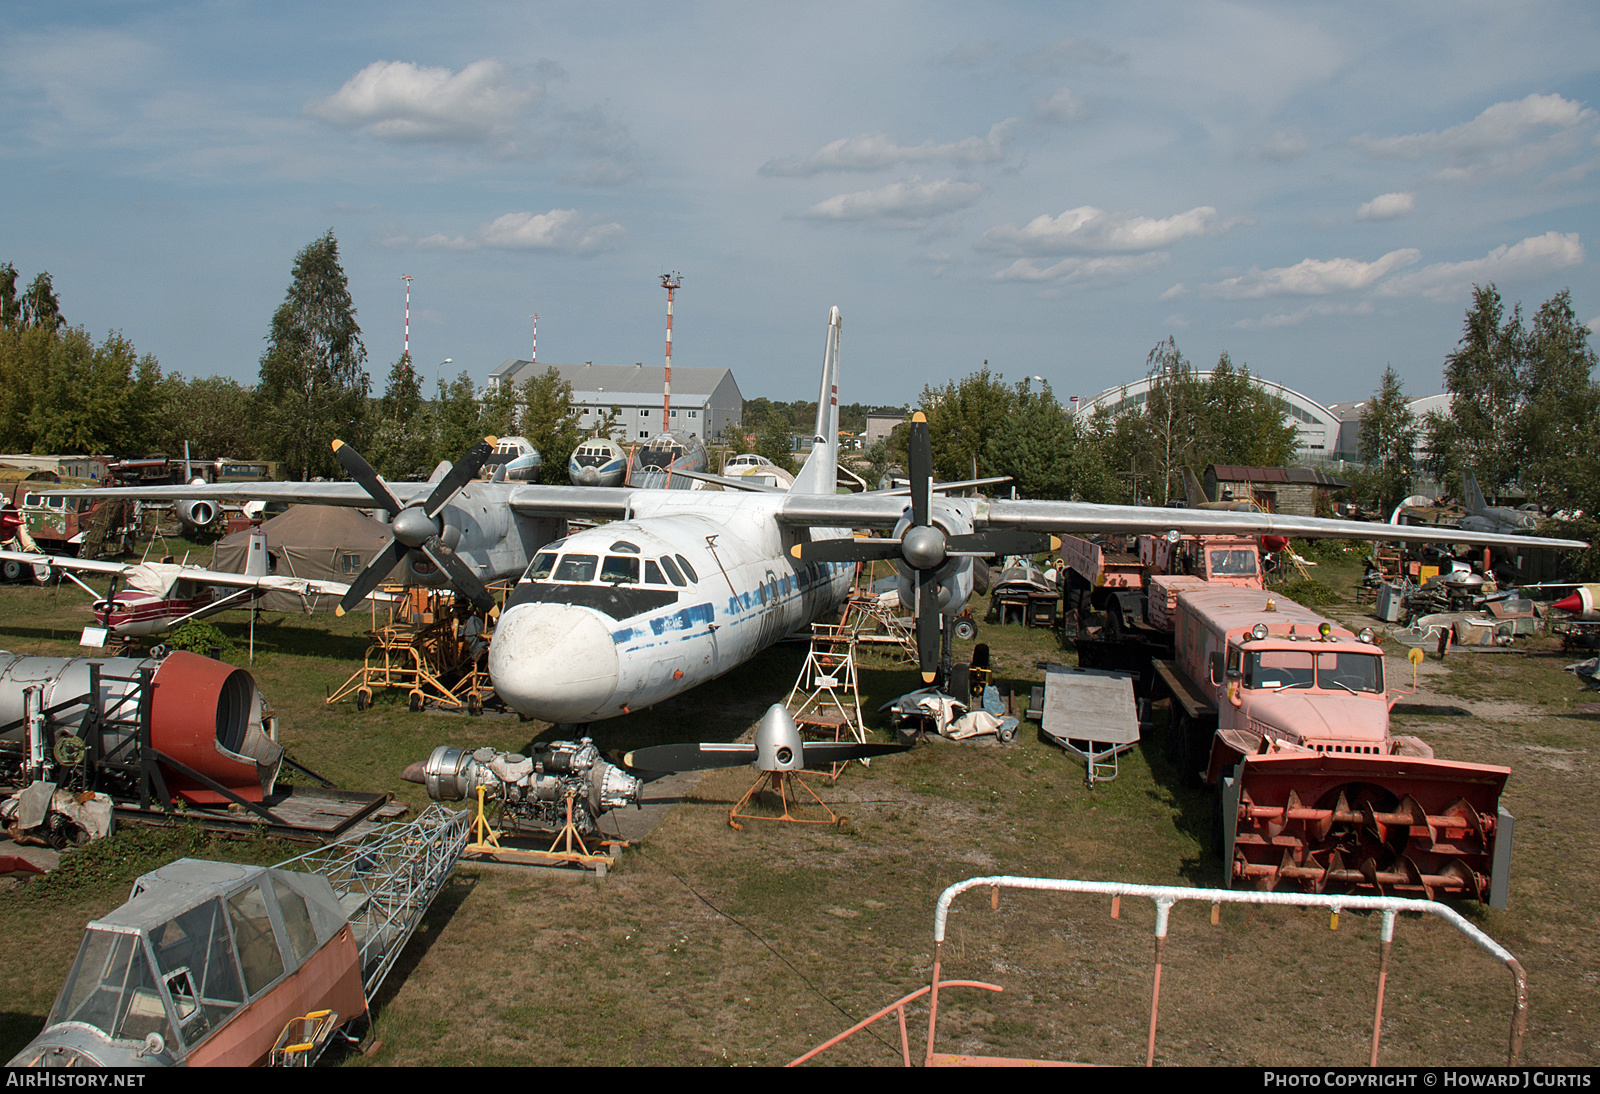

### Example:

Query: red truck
xmin=1060 ymin=532 xmax=1268 ymax=639
xmin=1149 ymin=583 xmax=1512 ymax=907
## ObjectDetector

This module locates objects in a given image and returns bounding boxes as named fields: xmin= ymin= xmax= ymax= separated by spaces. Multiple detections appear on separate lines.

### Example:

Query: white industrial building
xmin=1077 ymin=372 xmax=1339 ymax=457
xmin=488 ymin=360 xmax=744 ymax=442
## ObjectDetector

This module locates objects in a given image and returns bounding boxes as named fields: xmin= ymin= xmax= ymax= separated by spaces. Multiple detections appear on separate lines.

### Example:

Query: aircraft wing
xmin=980 ymin=498 xmax=1589 ymax=551
xmin=167 ymin=566 xmax=389 ymax=601
xmin=51 ymin=481 xmax=434 ymax=507
xmin=0 ymin=550 xmax=133 ymax=577
xmin=773 ymin=494 xmax=1589 ymax=551
xmin=507 ymin=484 xmax=639 ymax=520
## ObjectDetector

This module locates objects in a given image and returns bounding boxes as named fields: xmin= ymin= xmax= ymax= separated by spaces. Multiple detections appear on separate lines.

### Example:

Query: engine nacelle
xmin=0 ymin=650 xmax=281 ymax=804
xmin=176 ymin=479 xmax=219 ymax=536
xmin=415 ymin=739 xmax=641 ymax=835
xmin=893 ymin=500 xmax=977 ymax=618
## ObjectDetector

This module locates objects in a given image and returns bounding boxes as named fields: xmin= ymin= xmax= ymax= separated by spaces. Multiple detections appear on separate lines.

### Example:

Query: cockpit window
xmin=610 ymin=541 xmax=639 ymax=554
xmin=645 ymin=560 xmax=667 ymax=585
xmin=527 ymin=552 xmax=558 ymax=581
xmin=658 ymin=556 xmax=687 ymax=587
xmin=601 ymin=556 xmax=640 ymax=584
xmin=675 ymin=554 xmax=699 ymax=583
xmin=553 ymin=554 xmax=598 ymax=583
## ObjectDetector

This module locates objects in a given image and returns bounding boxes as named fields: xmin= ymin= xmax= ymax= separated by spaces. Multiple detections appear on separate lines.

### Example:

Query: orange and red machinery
xmin=0 ymin=650 xmax=281 ymax=810
xmin=1151 ymin=586 xmax=1513 ymax=907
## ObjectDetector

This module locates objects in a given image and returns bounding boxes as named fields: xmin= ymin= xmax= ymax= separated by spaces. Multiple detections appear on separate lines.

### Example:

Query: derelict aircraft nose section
xmin=12 ymin=858 xmax=362 ymax=1067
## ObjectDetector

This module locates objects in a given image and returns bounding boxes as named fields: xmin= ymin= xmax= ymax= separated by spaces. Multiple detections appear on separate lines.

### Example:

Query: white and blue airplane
xmin=58 ymin=307 xmax=1589 ymax=726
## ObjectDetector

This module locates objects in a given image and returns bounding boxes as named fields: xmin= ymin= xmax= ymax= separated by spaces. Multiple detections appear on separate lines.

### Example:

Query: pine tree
xmin=254 ymin=231 xmax=369 ymax=480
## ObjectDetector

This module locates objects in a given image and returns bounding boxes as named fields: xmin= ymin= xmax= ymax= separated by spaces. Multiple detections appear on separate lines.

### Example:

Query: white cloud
xmin=1350 ymin=93 xmax=1592 ymax=161
xmin=1035 ymin=88 xmax=1089 ymax=124
xmin=1233 ymin=301 xmax=1376 ymax=329
xmin=395 ymin=209 xmax=625 ymax=254
xmin=1375 ymin=232 xmax=1584 ymax=301
xmin=1160 ymin=283 xmax=1188 ymax=300
xmin=1247 ymin=130 xmax=1307 ymax=163
xmin=1356 ymin=192 xmax=1415 ymax=221
xmin=936 ymin=40 xmax=1003 ymax=69
xmin=304 ymin=59 xmax=541 ymax=146
xmin=760 ymin=120 xmax=1019 ymax=177
xmin=802 ymin=178 xmax=983 ymax=225
xmin=990 ymin=252 xmax=1170 ymax=285
xmin=1014 ymin=36 xmax=1128 ymax=73
xmin=1202 ymin=249 xmax=1420 ymax=298
xmin=978 ymin=206 xmax=1222 ymax=256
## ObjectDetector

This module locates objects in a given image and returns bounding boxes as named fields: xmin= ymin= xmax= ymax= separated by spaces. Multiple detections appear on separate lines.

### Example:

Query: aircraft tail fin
xmin=1463 ymin=470 xmax=1488 ymax=515
xmin=244 ymin=529 xmax=269 ymax=578
xmin=1180 ymin=466 xmax=1208 ymax=506
xmin=791 ymin=307 xmax=842 ymax=496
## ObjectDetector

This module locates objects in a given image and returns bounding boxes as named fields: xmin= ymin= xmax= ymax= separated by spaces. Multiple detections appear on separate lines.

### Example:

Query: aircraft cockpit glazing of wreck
xmin=14 ymin=859 xmax=355 ymax=1067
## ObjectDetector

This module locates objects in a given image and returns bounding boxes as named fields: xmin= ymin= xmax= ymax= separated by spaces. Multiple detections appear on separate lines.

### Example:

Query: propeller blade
xmin=337 ymin=538 xmax=409 ymax=615
xmin=797 ymin=741 xmax=912 ymax=768
xmin=915 ymin=568 xmax=941 ymax=684
xmin=332 ymin=439 xmax=404 ymax=514
xmin=908 ymin=412 xmax=932 ymax=528
xmin=424 ymin=437 xmax=497 ymax=518
xmin=623 ymin=742 xmax=756 ymax=773
xmin=419 ymin=539 xmax=496 ymax=612
xmin=790 ymin=538 xmax=903 ymax=564
xmin=945 ymin=530 xmax=1060 ymax=557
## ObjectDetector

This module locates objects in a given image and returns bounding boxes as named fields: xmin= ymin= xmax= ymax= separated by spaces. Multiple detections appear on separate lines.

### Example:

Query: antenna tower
xmin=661 ymin=272 xmax=681 ymax=433
xmin=401 ymin=275 xmax=413 ymax=365
xmin=529 ymin=313 xmax=538 ymax=368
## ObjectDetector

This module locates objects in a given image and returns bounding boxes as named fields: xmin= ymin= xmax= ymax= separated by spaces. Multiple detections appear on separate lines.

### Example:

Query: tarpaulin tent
xmin=213 ymin=505 xmax=395 ymax=612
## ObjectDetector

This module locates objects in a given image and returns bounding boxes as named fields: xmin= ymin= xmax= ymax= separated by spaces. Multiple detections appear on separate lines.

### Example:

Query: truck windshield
xmin=1208 ymin=549 xmax=1258 ymax=576
xmin=1244 ymin=648 xmax=1383 ymax=693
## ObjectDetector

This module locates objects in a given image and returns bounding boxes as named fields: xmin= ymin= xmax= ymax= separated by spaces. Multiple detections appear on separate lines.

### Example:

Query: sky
xmin=4 ymin=1 xmax=1600 ymax=412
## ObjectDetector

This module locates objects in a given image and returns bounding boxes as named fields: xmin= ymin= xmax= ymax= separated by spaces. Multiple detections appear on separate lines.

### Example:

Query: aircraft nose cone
xmin=577 ymin=465 xmax=600 ymax=486
xmin=489 ymin=602 xmax=620 ymax=722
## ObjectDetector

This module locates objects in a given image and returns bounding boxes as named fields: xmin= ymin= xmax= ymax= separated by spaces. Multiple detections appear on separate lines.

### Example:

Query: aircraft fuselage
xmin=489 ymin=492 xmax=852 ymax=723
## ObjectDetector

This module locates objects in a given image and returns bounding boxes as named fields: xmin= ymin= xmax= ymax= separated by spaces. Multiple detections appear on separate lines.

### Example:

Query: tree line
xmin=0 ymin=233 xmax=587 ymax=485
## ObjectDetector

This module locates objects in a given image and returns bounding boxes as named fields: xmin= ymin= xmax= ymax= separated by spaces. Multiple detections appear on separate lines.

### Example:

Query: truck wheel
xmin=1104 ymin=608 xmax=1124 ymax=642
xmin=0 ymin=559 xmax=20 ymax=582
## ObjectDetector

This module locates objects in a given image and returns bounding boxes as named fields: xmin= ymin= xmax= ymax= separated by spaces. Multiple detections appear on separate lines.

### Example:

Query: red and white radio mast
xmin=661 ymin=272 xmax=681 ymax=433
xmin=401 ymin=274 xmax=413 ymax=364
xmin=529 ymin=313 xmax=538 ymax=368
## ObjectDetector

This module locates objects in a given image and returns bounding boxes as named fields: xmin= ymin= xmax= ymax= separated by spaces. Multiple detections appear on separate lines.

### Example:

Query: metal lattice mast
xmin=661 ymin=272 xmax=681 ymax=432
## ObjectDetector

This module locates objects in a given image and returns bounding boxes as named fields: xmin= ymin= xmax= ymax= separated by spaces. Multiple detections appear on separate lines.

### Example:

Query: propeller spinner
xmin=332 ymin=437 xmax=499 ymax=614
xmin=791 ymin=413 xmax=1056 ymax=683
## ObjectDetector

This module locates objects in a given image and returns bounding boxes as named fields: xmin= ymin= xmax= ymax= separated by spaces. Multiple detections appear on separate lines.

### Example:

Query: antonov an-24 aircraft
xmin=63 ymin=307 xmax=1588 ymax=725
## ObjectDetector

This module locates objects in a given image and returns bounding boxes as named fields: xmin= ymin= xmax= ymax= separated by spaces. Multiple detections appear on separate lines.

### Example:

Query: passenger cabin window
xmin=601 ymin=556 xmax=640 ymax=584
xmin=553 ymin=554 xmax=598 ymax=583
